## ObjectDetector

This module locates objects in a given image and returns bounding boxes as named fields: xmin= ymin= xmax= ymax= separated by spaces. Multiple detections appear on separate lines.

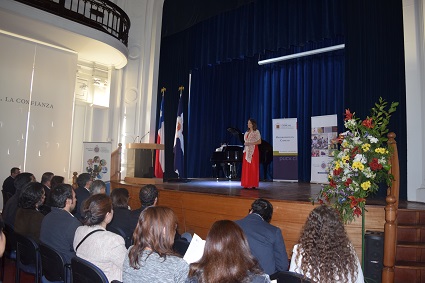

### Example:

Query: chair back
xmin=3 ymin=223 xmax=17 ymax=257
xmin=15 ymin=233 xmax=41 ymax=283
xmin=39 ymin=242 xmax=68 ymax=283
xmin=71 ymin=257 xmax=109 ymax=283
xmin=270 ymin=271 xmax=311 ymax=283
xmin=107 ymin=225 xmax=132 ymax=248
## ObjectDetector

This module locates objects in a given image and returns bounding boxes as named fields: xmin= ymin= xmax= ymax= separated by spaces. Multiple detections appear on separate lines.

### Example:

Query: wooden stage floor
xmin=152 ymin=178 xmax=423 ymax=210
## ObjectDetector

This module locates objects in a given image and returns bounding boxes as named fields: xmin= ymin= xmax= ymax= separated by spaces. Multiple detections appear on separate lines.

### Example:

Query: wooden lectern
xmin=125 ymin=143 xmax=164 ymax=184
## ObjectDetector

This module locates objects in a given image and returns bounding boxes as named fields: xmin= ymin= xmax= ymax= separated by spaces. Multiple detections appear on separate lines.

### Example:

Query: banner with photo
xmin=82 ymin=142 xmax=112 ymax=182
xmin=272 ymin=118 xmax=298 ymax=182
xmin=310 ymin=115 xmax=338 ymax=183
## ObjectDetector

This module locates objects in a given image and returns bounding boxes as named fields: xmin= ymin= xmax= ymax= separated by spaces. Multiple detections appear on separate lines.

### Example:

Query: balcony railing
xmin=14 ymin=0 xmax=130 ymax=46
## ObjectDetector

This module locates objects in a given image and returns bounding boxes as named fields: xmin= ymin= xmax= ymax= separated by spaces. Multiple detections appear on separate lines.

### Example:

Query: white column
xmin=403 ymin=0 xmax=425 ymax=201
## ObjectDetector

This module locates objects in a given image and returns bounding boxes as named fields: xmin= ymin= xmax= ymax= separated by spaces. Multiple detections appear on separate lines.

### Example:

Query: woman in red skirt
xmin=241 ymin=118 xmax=261 ymax=189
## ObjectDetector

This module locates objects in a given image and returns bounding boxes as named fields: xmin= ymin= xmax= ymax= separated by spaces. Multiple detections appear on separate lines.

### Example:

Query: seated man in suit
xmin=236 ymin=198 xmax=288 ymax=275
xmin=40 ymin=184 xmax=81 ymax=263
xmin=73 ymin=173 xmax=92 ymax=221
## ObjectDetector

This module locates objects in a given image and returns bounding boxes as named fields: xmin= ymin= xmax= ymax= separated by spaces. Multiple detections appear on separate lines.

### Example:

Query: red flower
xmin=318 ymin=199 xmax=324 ymax=205
xmin=353 ymin=206 xmax=362 ymax=217
xmin=369 ymin=158 xmax=383 ymax=171
xmin=362 ymin=118 xmax=374 ymax=129
xmin=348 ymin=196 xmax=365 ymax=208
xmin=344 ymin=178 xmax=352 ymax=187
xmin=351 ymin=146 xmax=360 ymax=158
xmin=329 ymin=180 xmax=337 ymax=188
xmin=333 ymin=168 xmax=342 ymax=176
xmin=344 ymin=109 xmax=353 ymax=121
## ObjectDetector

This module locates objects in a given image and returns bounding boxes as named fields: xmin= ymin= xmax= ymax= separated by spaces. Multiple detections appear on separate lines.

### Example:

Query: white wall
xmin=403 ymin=0 xmax=425 ymax=201
xmin=0 ymin=33 xmax=77 ymax=209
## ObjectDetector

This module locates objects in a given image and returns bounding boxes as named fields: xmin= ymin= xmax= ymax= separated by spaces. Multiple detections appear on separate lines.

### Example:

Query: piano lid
xmin=227 ymin=127 xmax=244 ymax=144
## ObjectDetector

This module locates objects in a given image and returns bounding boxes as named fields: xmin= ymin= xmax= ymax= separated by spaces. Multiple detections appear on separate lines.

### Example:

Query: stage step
xmin=395 ymin=209 xmax=425 ymax=283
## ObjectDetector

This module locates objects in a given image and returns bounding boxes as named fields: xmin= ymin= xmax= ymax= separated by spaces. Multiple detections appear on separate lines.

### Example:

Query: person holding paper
xmin=186 ymin=220 xmax=270 ymax=283
xmin=123 ymin=206 xmax=189 ymax=283
xmin=236 ymin=198 xmax=289 ymax=275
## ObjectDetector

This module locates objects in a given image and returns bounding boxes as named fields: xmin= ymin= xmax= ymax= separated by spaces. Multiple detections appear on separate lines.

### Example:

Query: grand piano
xmin=210 ymin=127 xmax=273 ymax=179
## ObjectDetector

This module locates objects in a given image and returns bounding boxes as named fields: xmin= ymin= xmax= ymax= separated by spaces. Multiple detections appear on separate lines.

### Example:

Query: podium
xmin=125 ymin=143 xmax=164 ymax=184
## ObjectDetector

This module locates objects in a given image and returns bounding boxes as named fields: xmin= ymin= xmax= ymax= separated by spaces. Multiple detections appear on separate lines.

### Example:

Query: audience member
xmin=107 ymin=188 xmax=137 ymax=248
xmin=89 ymin=179 xmax=106 ymax=195
xmin=187 ymin=220 xmax=270 ymax=283
xmin=130 ymin=184 xmax=190 ymax=255
xmin=0 ymin=215 xmax=5 ymax=257
xmin=2 ymin=167 xmax=20 ymax=196
xmin=3 ymin=172 xmax=35 ymax=227
xmin=14 ymin=182 xmax=46 ymax=241
xmin=236 ymin=198 xmax=288 ymax=275
xmin=50 ymin=175 xmax=65 ymax=189
xmin=131 ymin=184 xmax=158 ymax=218
xmin=40 ymin=172 xmax=54 ymax=196
xmin=40 ymin=183 xmax=81 ymax=263
xmin=73 ymin=194 xmax=126 ymax=282
xmin=73 ymin=173 xmax=92 ymax=221
xmin=289 ymin=205 xmax=364 ymax=283
xmin=123 ymin=206 xmax=189 ymax=283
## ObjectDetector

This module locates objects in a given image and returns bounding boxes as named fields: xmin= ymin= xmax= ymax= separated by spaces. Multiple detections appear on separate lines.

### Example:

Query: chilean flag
xmin=154 ymin=94 xmax=165 ymax=178
xmin=173 ymin=93 xmax=184 ymax=177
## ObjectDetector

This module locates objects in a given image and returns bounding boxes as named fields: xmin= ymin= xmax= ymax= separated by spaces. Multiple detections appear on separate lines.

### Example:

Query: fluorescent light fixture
xmin=258 ymin=44 xmax=345 ymax=65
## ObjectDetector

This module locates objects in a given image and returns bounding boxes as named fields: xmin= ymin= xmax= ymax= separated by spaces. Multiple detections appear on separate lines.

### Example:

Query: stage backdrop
xmin=310 ymin=115 xmax=338 ymax=183
xmin=82 ymin=142 xmax=112 ymax=182
xmin=272 ymin=118 xmax=298 ymax=182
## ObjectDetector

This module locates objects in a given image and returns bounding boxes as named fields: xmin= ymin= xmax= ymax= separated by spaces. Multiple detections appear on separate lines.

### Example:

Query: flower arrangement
xmin=315 ymin=97 xmax=398 ymax=224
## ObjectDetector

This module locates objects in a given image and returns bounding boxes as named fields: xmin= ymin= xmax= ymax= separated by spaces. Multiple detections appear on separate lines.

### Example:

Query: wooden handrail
xmin=382 ymin=132 xmax=399 ymax=283
xmin=110 ymin=143 xmax=122 ymax=181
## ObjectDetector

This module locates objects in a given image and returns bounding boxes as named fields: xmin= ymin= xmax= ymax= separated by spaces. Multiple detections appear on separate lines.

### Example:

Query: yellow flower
xmin=352 ymin=161 xmax=364 ymax=171
xmin=361 ymin=181 xmax=371 ymax=190
xmin=362 ymin=143 xmax=371 ymax=152
xmin=342 ymin=141 xmax=349 ymax=148
xmin=342 ymin=155 xmax=349 ymax=162
xmin=335 ymin=162 xmax=340 ymax=170
xmin=375 ymin=147 xmax=386 ymax=154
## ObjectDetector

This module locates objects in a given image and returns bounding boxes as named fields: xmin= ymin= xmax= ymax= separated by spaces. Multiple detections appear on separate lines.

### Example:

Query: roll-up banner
xmin=310 ymin=115 xmax=338 ymax=183
xmin=272 ymin=118 xmax=298 ymax=182
xmin=82 ymin=142 xmax=112 ymax=182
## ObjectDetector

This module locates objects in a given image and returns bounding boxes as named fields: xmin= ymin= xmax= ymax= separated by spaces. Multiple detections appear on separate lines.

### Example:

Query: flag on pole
xmin=154 ymin=88 xmax=165 ymax=178
xmin=174 ymin=86 xmax=184 ymax=177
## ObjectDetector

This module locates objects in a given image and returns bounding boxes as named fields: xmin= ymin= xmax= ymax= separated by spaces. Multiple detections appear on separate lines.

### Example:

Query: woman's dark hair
xmin=248 ymin=118 xmax=258 ymax=131
xmin=128 ymin=206 xmax=178 ymax=269
xmin=50 ymin=175 xmax=65 ymax=189
xmin=81 ymin=194 xmax=112 ymax=226
xmin=50 ymin=183 xmax=73 ymax=208
xmin=188 ymin=220 xmax=263 ymax=283
xmin=251 ymin=198 xmax=273 ymax=223
xmin=14 ymin=172 xmax=35 ymax=194
xmin=296 ymin=205 xmax=359 ymax=283
xmin=111 ymin=188 xmax=129 ymax=208
xmin=18 ymin=182 xmax=45 ymax=209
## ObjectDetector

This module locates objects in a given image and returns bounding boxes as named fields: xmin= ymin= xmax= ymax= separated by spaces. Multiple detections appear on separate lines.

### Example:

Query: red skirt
xmin=241 ymin=145 xmax=260 ymax=188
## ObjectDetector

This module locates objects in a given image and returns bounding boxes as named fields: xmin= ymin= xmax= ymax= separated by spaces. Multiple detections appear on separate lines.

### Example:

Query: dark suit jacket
xmin=107 ymin=207 xmax=138 ymax=246
xmin=40 ymin=207 xmax=81 ymax=263
xmin=14 ymin=208 xmax=45 ymax=241
xmin=236 ymin=213 xmax=289 ymax=275
xmin=3 ymin=194 xmax=19 ymax=227
xmin=73 ymin=186 xmax=90 ymax=221
xmin=2 ymin=176 xmax=16 ymax=195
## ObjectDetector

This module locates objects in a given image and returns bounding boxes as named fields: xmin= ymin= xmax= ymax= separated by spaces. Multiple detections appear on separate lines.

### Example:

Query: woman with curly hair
xmin=289 ymin=205 xmax=364 ymax=283
xmin=122 ymin=206 xmax=189 ymax=283
xmin=186 ymin=220 xmax=270 ymax=283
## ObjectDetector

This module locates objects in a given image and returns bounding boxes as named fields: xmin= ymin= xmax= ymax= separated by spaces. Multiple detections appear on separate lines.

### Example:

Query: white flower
xmin=368 ymin=136 xmax=379 ymax=143
xmin=352 ymin=136 xmax=362 ymax=145
xmin=353 ymin=154 xmax=366 ymax=164
xmin=363 ymin=168 xmax=376 ymax=179
xmin=379 ymin=157 xmax=386 ymax=164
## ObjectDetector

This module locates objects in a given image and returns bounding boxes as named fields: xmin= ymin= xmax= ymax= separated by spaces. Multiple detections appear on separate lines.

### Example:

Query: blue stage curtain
xmin=158 ymin=0 xmax=344 ymax=180
xmin=187 ymin=39 xmax=345 ymax=180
